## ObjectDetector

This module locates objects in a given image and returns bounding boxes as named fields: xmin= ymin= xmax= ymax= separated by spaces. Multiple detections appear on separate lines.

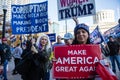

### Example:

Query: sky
xmin=29 ymin=0 xmax=120 ymax=32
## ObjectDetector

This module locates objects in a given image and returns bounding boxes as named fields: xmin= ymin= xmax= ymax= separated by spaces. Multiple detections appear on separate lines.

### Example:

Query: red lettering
xmin=60 ymin=0 xmax=67 ymax=7
xmin=59 ymin=0 xmax=89 ymax=7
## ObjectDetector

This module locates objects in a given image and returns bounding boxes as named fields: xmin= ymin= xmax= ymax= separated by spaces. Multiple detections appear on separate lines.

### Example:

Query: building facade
xmin=0 ymin=0 xmax=30 ymax=21
xmin=91 ymin=10 xmax=118 ymax=34
xmin=48 ymin=20 xmax=60 ymax=35
xmin=0 ymin=0 xmax=30 ymax=38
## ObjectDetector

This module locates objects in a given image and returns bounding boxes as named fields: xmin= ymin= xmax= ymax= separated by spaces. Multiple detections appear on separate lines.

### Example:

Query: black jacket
xmin=0 ymin=43 xmax=11 ymax=64
xmin=107 ymin=41 xmax=119 ymax=56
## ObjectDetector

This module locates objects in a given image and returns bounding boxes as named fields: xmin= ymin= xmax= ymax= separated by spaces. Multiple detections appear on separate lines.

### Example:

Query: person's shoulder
xmin=4 ymin=44 xmax=10 ymax=48
xmin=0 ymin=44 xmax=2 ymax=47
xmin=18 ymin=46 xmax=22 ymax=49
xmin=0 ymin=44 xmax=3 ymax=50
xmin=115 ymin=40 xmax=119 ymax=43
xmin=22 ymin=49 xmax=28 ymax=53
xmin=15 ymin=47 xmax=22 ymax=52
xmin=55 ymin=42 xmax=64 ymax=46
xmin=107 ymin=41 xmax=111 ymax=44
xmin=52 ymin=43 xmax=58 ymax=46
xmin=114 ymin=41 xmax=120 ymax=45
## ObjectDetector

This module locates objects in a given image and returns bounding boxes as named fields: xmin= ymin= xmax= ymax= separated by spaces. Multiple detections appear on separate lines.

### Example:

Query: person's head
xmin=57 ymin=35 xmax=62 ymax=43
xmin=16 ymin=43 xmax=20 ymax=47
xmin=108 ymin=36 xmax=114 ymax=42
xmin=64 ymin=33 xmax=74 ymax=45
xmin=26 ymin=40 xmax=32 ymax=49
xmin=36 ymin=33 xmax=51 ymax=50
xmin=30 ymin=38 xmax=36 ymax=45
xmin=2 ymin=37 xmax=7 ymax=44
xmin=73 ymin=23 xmax=90 ymax=44
xmin=118 ymin=18 xmax=120 ymax=24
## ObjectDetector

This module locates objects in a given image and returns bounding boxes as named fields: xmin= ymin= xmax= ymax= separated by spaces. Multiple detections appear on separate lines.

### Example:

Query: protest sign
xmin=53 ymin=45 xmax=102 ymax=79
xmin=57 ymin=0 xmax=96 ymax=20
xmin=90 ymin=26 xmax=104 ymax=44
xmin=11 ymin=1 xmax=48 ymax=34
xmin=47 ymin=33 xmax=56 ymax=42
xmin=104 ymin=24 xmax=120 ymax=42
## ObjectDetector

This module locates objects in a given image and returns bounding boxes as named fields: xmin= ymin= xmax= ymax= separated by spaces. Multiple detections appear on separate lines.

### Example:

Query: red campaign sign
xmin=53 ymin=44 xmax=102 ymax=79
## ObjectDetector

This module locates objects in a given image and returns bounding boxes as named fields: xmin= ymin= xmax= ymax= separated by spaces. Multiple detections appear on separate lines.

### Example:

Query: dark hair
xmin=108 ymin=36 xmax=113 ymax=39
xmin=16 ymin=43 xmax=20 ymax=47
xmin=72 ymin=23 xmax=91 ymax=45
xmin=118 ymin=18 xmax=120 ymax=24
xmin=26 ymin=40 xmax=32 ymax=49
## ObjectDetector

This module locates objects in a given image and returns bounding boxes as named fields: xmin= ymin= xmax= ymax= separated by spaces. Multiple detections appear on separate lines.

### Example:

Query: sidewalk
xmin=7 ymin=58 xmax=22 ymax=80
xmin=7 ymin=57 xmax=55 ymax=80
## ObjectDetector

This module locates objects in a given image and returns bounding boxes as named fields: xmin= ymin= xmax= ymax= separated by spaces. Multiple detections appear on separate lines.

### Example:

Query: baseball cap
xmin=64 ymin=33 xmax=74 ymax=40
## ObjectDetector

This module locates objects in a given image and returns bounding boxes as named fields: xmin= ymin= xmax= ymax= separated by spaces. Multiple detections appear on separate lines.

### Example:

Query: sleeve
xmin=38 ymin=48 xmax=51 ymax=62
xmin=0 ymin=44 xmax=4 ymax=54
xmin=19 ymin=48 xmax=23 ymax=55
xmin=21 ymin=50 xmax=26 ymax=58
xmin=6 ymin=45 xmax=12 ymax=60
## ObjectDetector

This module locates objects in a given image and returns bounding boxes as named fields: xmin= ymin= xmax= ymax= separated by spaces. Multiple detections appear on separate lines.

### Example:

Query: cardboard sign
xmin=57 ymin=0 xmax=96 ymax=20
xmin=53 ymin=44 xmax=102 ymax=79
xmin=47 ymin=33 xmax=56 ymax=42
xmin=11 ymin=1 xmax=48 ymax=34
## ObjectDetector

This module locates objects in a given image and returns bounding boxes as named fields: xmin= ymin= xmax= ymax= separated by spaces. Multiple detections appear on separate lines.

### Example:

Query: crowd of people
xmin=0 ymin=19 xmax=120 ymax=80
xmin=0 ymin=38 xmax=12 ymax=80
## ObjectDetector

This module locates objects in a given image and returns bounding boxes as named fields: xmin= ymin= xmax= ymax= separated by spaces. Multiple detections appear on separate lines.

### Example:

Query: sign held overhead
xmin=57 ymin=0 xmax=96 ymax=21
xmin=11 ymin=1 xmax=48 ymax=34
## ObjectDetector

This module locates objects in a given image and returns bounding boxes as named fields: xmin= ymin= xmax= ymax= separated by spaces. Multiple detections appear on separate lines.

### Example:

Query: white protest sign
xmin=57 ymin=0 xmax=96 ymax=21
